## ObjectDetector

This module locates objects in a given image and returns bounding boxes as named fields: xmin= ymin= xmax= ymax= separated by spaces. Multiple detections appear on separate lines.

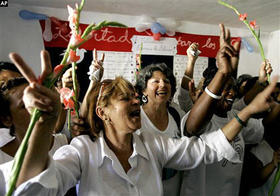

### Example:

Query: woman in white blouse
xmin=0 ymin=50 xmax=278 ymax=196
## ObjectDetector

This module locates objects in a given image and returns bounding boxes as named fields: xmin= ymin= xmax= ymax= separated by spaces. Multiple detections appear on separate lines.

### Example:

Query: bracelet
xmin=183 ymin=74 xmax=193 ymax=80
xmin=205 ymin=87 xmax=222 ymax=100
xmin=233 ymin=112 xmax=247 ymax=127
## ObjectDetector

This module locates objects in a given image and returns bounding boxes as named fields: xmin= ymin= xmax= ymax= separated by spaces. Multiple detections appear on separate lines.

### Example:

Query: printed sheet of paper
xmin=98 ymin=51 xmax=136 ymax=83
xmin=131 ymin=35 xmax=178 ymax=56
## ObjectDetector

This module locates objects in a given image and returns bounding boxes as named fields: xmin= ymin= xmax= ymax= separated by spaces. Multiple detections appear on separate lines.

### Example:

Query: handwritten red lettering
xmin=94 ymin=28 xmax=131 ymax=44
xmin=202 ymin=38 xmax=216 ymax=50
xmin=177 ymin=37 xmax=192 ymax=47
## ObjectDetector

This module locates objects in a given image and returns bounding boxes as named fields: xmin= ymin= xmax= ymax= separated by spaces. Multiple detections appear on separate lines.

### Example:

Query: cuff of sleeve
xmin=180 ymin=111 xmax=189 ymax=136
xmin=200 ymin=129 xmax=241 ymax=163
xmin=15 ymin=156 xmax=58 ymax=194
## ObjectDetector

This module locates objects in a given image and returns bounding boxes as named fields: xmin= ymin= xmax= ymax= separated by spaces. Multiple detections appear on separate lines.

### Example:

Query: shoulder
xmin=169 ymin=102 xmax=186 ymax=118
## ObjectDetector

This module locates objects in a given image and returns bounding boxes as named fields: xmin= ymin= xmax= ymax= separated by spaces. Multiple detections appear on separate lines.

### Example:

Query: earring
xmin=142 ymin=94 xmax=148 ymax=104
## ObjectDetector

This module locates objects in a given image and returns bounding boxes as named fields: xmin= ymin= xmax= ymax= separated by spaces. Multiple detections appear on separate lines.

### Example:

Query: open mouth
xmin=156 ymin=91 xmax=168 ymax=96
xmin=129 ymin=109 xmax=140 ymax=118
xmin=225 ymin=98 xmax=234 ymax=105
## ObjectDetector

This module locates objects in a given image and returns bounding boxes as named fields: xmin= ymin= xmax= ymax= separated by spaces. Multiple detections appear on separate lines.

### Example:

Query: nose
xmin=228 ymin=89 xmax=236 ymax=98
xmin=132 ymin=92 xmax=140 ymax=105
xmin=159 ymin=80 xmax=166 ymax=87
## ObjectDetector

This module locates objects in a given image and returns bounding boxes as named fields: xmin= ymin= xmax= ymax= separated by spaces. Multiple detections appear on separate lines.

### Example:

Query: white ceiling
xmin=11 ymin=0 xmax=280 ymax=33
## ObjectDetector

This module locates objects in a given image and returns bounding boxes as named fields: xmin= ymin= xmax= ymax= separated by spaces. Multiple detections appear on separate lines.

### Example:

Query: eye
xmin=152 ymin=80 xmax=159 ymax=83
xmin=164 ymin=79 xmax=170 ymax=84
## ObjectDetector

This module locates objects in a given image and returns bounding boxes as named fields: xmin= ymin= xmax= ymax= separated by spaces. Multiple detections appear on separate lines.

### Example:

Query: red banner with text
xmin=39 ymin=20 xmax=240 ymax=58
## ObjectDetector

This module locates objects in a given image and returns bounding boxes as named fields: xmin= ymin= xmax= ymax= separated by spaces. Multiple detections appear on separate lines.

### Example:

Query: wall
xmin=0 ymin=3 xmax=278 ymax=78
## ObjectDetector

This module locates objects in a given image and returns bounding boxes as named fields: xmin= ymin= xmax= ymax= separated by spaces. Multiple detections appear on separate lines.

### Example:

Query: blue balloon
xmin=19 ymin=10 xmax=48 ymax=20
xmin=151 ymin=22 xmax=166 ymax=34
xmin=241 ymin=38 xmax=254 ymax=53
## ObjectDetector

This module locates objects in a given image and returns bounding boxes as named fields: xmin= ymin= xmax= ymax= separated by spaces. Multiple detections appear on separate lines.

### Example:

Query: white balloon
xmin=135 ymin=24 xmax=150 ymax=32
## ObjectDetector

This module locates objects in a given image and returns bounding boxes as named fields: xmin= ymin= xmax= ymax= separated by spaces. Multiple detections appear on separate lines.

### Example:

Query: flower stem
xmin=67 ymin=109 xmax=71 ymax=135
xmin=218 ymin=0 xmax=270 ymax=82
xmin=5 ymin=109 xmax=41 ymax=196
xmin=71 ymin=61 xmax=80 ymax=117
xmin=268 ymin=164 xmax=280 ymax=196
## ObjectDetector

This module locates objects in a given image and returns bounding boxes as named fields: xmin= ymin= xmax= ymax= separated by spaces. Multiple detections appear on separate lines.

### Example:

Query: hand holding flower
xmin=258 ymin=60 xmax=273 ymax=84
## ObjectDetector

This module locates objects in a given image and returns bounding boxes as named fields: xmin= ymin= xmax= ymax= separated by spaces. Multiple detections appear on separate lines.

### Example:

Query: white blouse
xmin=0 ymin=130 xmax=239 ymax=196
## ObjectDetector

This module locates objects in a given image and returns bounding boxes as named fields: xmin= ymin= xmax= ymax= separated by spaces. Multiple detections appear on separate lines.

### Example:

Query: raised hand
xmin=9 ymin=50 xmax=61 ymax=122
xmin=187 ymin=43 xmax=200 ymax=62
xmin=259 ymin=60 xmax=273 ymax=84
xmin=188 ymin=80 xmax=201 ymax=103
xmin=88 ymin=48 xmax=105 ymax=82
xmin=216 ymin=24 xmax=238 ymax=76
xmin=247 ymin=76 xmax=278 ymax=115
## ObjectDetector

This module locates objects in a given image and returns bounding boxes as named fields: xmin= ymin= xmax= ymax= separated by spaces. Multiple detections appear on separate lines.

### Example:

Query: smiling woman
xmin=135 ymin=63 xmax=186 ymax=196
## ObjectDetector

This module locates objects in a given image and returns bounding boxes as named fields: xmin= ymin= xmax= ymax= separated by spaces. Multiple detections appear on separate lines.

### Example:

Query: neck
xmin=0 ymin=139 xmax=20 ymax=157
xmin=104 ymin=127 xmax=133 ymax=154
xmin=143 ymin=101 xmax=168 ymax=116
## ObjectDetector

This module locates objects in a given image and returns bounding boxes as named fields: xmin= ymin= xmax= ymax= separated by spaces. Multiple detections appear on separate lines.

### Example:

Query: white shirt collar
xmin=97 ymin=131 xmax=149 ymax=167
xmin=0 ymin=128 xmax=15 ymax=148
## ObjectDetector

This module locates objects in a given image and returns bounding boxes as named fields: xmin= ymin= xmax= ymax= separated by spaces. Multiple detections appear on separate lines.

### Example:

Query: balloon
xmin=153 ymin=33 xmax=161 ymax=41
xmin=241 ymin=38 xmax=254 ymax=53
xmin=19 ymin=10 xmax=48 ymax=20
xmin=166 ymin=30 xmax=175 ymax=36
xmin=151 ymin=22 xmax=166 ymax=34
xmin=135 ymin=24 xmax=150 ymax=32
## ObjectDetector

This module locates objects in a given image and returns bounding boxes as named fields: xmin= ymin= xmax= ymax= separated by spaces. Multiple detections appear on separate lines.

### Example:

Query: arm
xmin=243 ymin=60 xmax=273 ymax=105
xmin=186 ymin=24 xmax=239 ymax=135
xmin=181 ymin=43 xmax=199 ymax=90
xmin=80 ymin=49 xmax=104 ymax=118
xmin=9 ymin=51 xmax=61 ymax=187
xmin=222 ymin=76 xmax=278 ymax=141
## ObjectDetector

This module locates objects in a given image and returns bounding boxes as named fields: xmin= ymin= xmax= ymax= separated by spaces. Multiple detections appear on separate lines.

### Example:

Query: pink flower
xmin=69 ymin=50 xmax=80 ymax=62
xmin=70 ymin=33 xmax=84 ymax=47
xmin=239 ymin=13 xmax=247 ymax=21
xmin=67 ymin=5 xmax=78 ymax=30
xmin=59 ymin=87 xmax=75 ymax=110
xmin=53 ymin=64 xmax=65 ymax=76
xmin=250 ymin=20 xmax=257 ymax=29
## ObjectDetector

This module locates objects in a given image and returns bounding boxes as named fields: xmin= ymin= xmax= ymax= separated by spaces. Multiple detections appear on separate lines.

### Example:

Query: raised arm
xmin=181 ymin=43 xmax=199 ymax=90
xmin=186 ymin=24 xmax=239 ymax=135
xmin=9 ymin=51 xmax=61 ymax=187
xmin=222 ymin=76 xmax=278 ymax=141
xmin=243 ymin=60 xmax=273 ymax=104
xmin=80 ymin=49 xmax=104 ymax=118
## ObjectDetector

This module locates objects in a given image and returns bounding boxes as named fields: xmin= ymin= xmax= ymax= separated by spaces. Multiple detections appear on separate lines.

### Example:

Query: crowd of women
xmin=0 ymin=24 xmax=279 ymax=196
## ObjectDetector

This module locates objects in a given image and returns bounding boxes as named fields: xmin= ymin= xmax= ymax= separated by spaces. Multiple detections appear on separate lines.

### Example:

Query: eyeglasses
xmin=96 ymin=79 xmax=113 ymax=106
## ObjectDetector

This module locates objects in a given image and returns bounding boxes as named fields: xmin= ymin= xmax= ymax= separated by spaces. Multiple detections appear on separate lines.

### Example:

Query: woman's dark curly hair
xmin=135 ymin=63 xmax=176 ymax=101
xmin=0 ymin=62 xmax=21 ymax=74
